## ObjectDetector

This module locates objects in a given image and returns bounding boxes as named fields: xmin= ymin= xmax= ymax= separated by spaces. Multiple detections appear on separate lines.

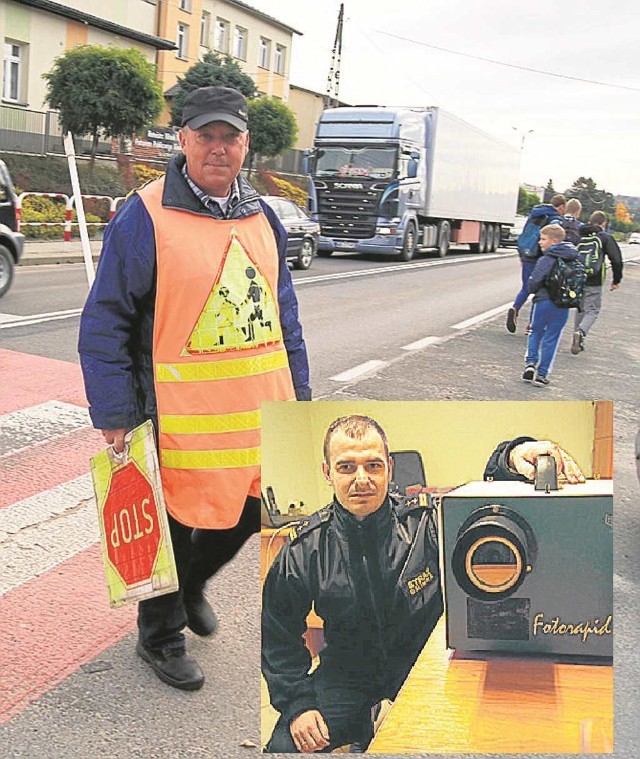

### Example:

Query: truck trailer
xmin=306 ymin=106 xmax=520 ymax=260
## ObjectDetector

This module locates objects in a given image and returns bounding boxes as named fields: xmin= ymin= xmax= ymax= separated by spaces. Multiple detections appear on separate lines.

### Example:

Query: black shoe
xmin=185 ymin=592 xmax=218 ymax=637
xmin=136 ymin=642 xmax=204 ymax=691
xmin=522 ymin=365 xmax=535 ymax=382
xmin=506 ymin=307 xmax=518 ymax=333
xmin=533 ymin=374 xmax=550 ymax=387
xmin=571 ymin=330 xmax=585 ymax=355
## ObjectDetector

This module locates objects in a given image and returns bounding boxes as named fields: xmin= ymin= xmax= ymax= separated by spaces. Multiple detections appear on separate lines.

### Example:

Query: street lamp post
xmin=513 ymin=127 xmax=534 ymax=150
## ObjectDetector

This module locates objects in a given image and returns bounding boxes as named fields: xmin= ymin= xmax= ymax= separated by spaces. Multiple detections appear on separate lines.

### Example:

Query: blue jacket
xmin=527 ymin=241 xmax=579 ymax=302
xmin=529 ymin=204 xmax=563 ymax=225
xmin=78 ymin=154 xmax=311 ymax=431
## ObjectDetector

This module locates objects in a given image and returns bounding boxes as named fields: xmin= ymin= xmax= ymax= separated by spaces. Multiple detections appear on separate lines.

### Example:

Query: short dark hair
xmin=590 ymin=210 xmax=607 ymax=226
xmin=550 ymin=194 xmax=567 ymax=208
xmin=323 ymin=415 xmax=390 ymax=464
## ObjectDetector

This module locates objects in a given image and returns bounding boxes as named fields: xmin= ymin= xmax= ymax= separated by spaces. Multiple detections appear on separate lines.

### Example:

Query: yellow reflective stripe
xmin=156 ymin=349 xmax=288 ymax=383
xmin=160 ymin=410 xmax=261 ymax=434
xmin=161 ymin=447 xmax=260 ymax=470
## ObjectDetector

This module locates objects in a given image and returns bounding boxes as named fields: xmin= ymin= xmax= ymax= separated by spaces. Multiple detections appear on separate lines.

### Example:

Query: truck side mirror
xmin=303 ymin=149 xmax=318 ymax=175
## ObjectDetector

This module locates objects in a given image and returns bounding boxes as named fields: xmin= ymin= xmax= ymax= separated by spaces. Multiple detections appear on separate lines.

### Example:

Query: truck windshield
xmin=314 ymin=146 xmax=397 ymax=179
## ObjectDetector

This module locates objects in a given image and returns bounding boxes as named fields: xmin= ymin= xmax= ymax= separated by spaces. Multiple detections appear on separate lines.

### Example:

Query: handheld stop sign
xmin=90 ymin=421 xmax=178 ymax=608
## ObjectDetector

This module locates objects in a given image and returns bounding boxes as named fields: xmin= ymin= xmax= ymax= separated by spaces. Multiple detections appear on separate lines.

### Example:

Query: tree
xmin=517 ymin=186 xmax=541 ymax=216
xmin=566 ymin=177 xmax=615 ymax=220
xmin=246 ymin=97 xmax=297 ymax=177
xmin=169 ymin=51 xmax=256 ymax=126
xmin=43 ymin=46 xmax=163 ymax=171
xmin=542 ymin=179 xmax=556 ymax=203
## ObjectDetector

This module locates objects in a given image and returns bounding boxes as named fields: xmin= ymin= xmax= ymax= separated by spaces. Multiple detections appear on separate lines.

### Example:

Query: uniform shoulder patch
xmin=391 ymin=492 xmax=431 ymax=514
xmin=288 ymin=505 xmax=332 ymax=543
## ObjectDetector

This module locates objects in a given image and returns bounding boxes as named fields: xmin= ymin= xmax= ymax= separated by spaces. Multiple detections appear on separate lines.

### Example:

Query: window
xmin=258 ymin=37 xmax=271 ymax=69
xmin=214 ymin=18 xmax=229 ymax=54
xmin=3 ymin=42 xmax=23 ymax=102
xmin=176 ymin=23 xmax=189 ymax=60
xmin=274 ymin=44 xmax=286 ymax=75
xmin=233 ymin=26 xmax=247 ymax=60
xmin=200 ymin=11 xmax=211 ymax=47
xmin=179 ymin=0 xmax=191 ymax=11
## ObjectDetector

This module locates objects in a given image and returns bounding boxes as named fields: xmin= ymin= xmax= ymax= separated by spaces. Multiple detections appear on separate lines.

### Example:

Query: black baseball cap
xmin=181 ymin=86 xmax=249 ymax=131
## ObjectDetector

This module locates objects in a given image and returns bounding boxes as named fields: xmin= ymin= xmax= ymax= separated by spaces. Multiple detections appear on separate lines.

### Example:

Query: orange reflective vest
xmin=138 ymin=179 xmax=295 ymax=529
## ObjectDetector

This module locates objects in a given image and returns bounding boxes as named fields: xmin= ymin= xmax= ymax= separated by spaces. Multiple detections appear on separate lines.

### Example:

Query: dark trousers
xmin=513 ymin=258 xmax=537 ymax=311
xmin=265 ymin=670 xmax=376 ymax=753
xmin=137 ymin=495 xmax=260 ymax=651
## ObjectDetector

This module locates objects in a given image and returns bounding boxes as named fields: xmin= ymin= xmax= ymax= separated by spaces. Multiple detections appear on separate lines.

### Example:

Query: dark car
xmin=500 ymin=215 xmax=527 ymax=248
xmin=262 ymin=195 xmax=319 ymax=270
xmin=0 ymin=160 xmax=25 ymax=297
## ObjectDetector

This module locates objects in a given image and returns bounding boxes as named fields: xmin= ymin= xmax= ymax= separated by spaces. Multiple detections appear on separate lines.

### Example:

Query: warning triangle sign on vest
xmin=183 ymin=229 xmax=282 ymax=355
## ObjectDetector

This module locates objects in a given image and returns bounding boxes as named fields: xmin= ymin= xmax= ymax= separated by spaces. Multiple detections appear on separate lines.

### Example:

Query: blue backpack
xmin=517 ymin=215 xmax=550 ymax=259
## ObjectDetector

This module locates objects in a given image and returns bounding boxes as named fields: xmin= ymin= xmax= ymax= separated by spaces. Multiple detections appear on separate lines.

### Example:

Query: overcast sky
xmin=249 ymin=0 xmax=639 ymax=198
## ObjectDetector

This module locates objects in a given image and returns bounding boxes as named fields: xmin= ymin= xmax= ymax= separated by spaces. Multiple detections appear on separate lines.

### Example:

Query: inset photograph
xmin=260 ymin=400 xmax=613 ymax=754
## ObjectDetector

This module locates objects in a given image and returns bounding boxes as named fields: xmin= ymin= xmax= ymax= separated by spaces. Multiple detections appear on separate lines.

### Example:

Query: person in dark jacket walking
xmin=262 ymin=415 xmax=582 ymax=752
xmin=78 ymin=86 xmax=311 ymax=692
xmin=522 ymin=224 xmax=578 ymax=387
xmin=571 ymin=210 xmax=623 ymax=354
xmin=506 ymin=194 xmax=566 ymax=334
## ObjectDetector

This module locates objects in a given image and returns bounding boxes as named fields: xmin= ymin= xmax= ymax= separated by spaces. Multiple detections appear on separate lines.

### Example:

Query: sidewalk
xmin=19 ymin=240 xmax=99 ymax=266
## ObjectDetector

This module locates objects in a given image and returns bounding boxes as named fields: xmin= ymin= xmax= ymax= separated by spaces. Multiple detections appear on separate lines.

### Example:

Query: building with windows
xmin=0 ymin=0 xmax=327 ymax=169
xmin=172 ymin=0 xmax=301 ymax=101
xmin=1 ymin=0 xmax=173 ymax=110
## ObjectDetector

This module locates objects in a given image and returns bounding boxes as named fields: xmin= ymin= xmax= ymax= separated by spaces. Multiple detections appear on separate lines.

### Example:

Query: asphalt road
xmin=1 ymin=245 xmax=638 ymax=758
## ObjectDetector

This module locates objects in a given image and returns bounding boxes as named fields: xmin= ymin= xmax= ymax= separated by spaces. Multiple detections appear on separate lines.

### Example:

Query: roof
xmin=14 ymin=0 xmax=176 ymax=51
xmin=221 ymin=0 xmax=303 ymax=36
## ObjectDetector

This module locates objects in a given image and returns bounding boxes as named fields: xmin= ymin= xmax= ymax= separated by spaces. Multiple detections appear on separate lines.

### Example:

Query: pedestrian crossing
xmin=0 ymin=349 xmax=136 ymax=724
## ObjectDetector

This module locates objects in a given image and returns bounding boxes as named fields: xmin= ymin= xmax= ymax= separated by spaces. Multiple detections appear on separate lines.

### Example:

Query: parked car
xmin=262 ymin=195 xmax=319 ymax=270
xmin=0 ymin=160 xmax=25 ymax=297
xmin=628 ymin=232 xmax=640 ymax=244
xmin=500 ymin=215 xmax=527 ymax=248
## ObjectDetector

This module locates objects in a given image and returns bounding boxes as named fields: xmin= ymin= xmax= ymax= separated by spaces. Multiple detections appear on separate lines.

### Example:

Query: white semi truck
xmin=306 ymin=106 xmax=520 ymax=260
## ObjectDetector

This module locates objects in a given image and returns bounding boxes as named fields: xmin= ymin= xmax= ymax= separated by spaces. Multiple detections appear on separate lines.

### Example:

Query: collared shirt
xmin=181 ymin=163 xmax=240 ymax=219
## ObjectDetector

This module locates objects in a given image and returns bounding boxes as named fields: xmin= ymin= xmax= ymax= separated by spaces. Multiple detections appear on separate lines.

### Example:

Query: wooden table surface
xmin=369 ymin=617 xmax=613 ymax=754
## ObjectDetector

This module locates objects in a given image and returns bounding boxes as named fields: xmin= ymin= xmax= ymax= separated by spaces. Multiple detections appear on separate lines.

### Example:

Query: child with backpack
xmin=571 ymin=210 xmax=623 ymax=354
xmin=522 ymin=224 xmax=584 ymax=387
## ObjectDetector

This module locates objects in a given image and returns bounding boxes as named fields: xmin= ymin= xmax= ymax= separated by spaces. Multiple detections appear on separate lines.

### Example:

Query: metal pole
xmin=63 ymin=131 xmax=94 ymax=287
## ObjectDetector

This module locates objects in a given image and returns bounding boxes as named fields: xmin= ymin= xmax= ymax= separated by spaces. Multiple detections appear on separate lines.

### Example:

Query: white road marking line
xmin=0 ymin=401 xmax=91 ymax=459
xmin=0 ymin=308 xmax=83 ymax=329
xmin=451 ymin=302 xmax=513 ymax=330
xmin=297 ymin=252 xmax=512 ymax=285
xmin=330 ymin=360 xmax=387 ymax=382
xmin=401 ymin=336 xmax=442 ymax=351
xmin=0 ymin=475 xmax=97 ymax=596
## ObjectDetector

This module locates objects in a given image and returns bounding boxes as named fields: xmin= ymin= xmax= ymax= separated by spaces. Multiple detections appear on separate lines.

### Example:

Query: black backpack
xmin=561 ymin=216 xmax=582 ymax=245
xmin=545 ymin=256 xmax=587 ymax=309
xmin=577 ymin=233 xmax=605 ymax=280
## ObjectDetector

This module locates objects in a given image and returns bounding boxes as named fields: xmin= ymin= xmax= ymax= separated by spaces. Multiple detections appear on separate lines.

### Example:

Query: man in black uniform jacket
xmin=262 ymin=417 xmax=584 ymax=753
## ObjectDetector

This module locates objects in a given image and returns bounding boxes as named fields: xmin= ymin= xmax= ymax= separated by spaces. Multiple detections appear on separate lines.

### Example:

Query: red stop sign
xmin=102 ymin=461 xmax=161 ymax=586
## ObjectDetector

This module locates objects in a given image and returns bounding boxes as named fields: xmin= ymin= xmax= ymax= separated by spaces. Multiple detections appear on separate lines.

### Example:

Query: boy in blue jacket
xmin=522 ymin=224 xmax=578 ymax=386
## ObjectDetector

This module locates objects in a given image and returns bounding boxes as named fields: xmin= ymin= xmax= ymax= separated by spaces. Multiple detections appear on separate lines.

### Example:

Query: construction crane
xmin=325 ymin=3 xmax=344 ymax=109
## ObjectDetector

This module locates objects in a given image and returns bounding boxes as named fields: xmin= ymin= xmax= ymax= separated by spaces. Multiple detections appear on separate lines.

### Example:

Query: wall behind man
xmin=261 ymin=400 xmax=600 ymax=515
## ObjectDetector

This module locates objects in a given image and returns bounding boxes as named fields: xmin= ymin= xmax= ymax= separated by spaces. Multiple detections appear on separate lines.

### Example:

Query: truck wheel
xmin=0 ymin=245 xmax=15 ymax=298
xmin=400 ymin=221 xmax=417 ymax=261
xmin=493 ymin=224 xmax=501 ymax=251
xmin=469 ymin=223 xmax=487 ymax=254
xmin=436 ymin=222 xmax=450 ymax=257
xmin=484 ymin=224 xmax=494 ymax=253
